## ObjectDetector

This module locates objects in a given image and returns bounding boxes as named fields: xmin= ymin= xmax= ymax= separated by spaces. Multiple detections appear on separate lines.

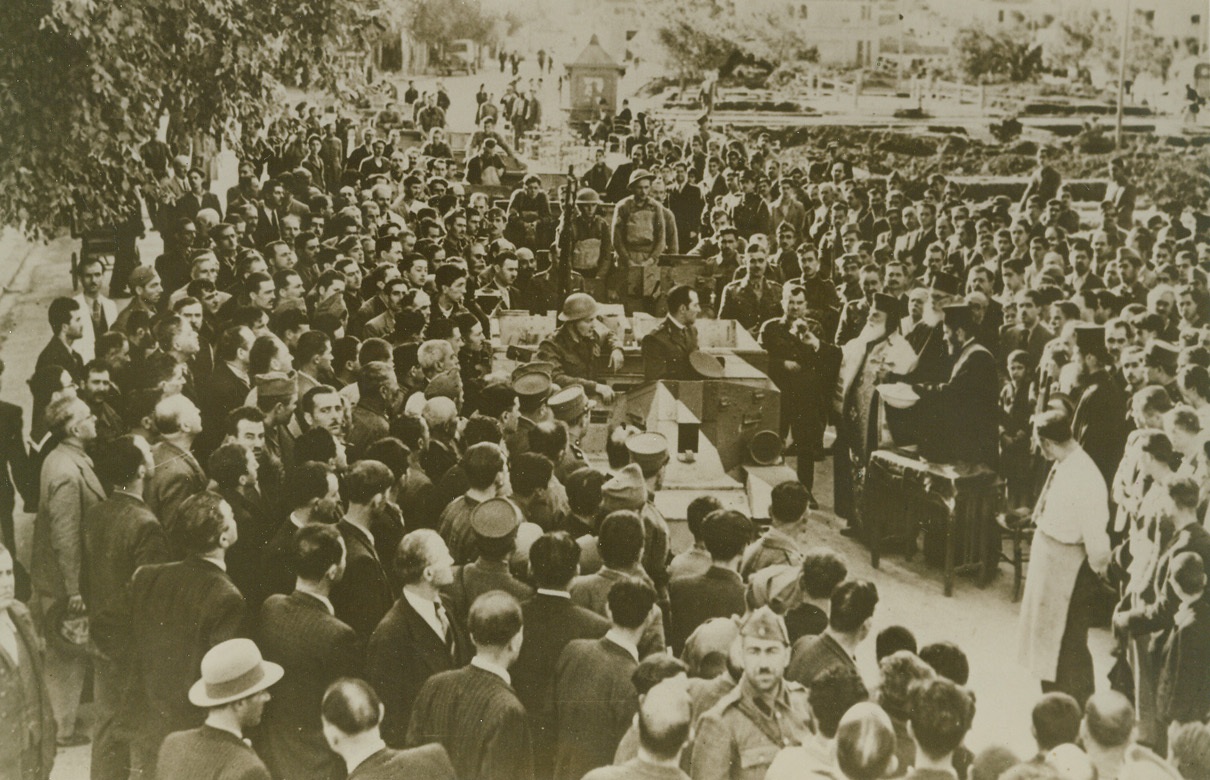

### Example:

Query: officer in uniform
xmin=505 ymin=364 xmax=553 ymax=456
xmin=689 ymin=607 xmax=812 ymax=780
xmin=718 ymin=239 xmax=783 ymax=334
xmin=642 ymin=284 xmax=701 ymax=381
xmin=547 ymin=385 xmax=591 ymax=482
xmin=759 ymin=283 xmax=842 ymax=499
xmin=627 ymin=432 xmax=673 ymax=602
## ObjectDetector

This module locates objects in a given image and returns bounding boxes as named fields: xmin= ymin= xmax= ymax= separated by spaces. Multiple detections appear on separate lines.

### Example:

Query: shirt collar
xmin=296 ymin=585 xmax=335 ymax=615
xmin=665 ymin=315 xmax=686 ymax=332
xmin=536 ymin=588 xmax=571 ymax=599
xmin=289 ymin=511 xmax=307 ymax=530
xmin=471 ymin=655 xmax=511 ymax=685
xmin=604 ymin=628 xmax=640 ymax=662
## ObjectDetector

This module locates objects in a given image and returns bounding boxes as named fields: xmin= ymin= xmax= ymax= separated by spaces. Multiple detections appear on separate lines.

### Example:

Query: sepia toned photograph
xmin=1 ymin=0 xmax=1209 ymax=777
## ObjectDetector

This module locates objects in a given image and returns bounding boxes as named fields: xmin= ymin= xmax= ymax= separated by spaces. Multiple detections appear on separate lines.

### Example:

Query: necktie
xmin=435 ymin=601 xmax=453 ymax=652
xmin=92 ymin=299 xmax=106 ymax=332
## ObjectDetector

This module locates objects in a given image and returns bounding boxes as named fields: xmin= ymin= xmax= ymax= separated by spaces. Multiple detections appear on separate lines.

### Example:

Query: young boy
xmin=1000 ymin=349 xmax=1034 ymax=506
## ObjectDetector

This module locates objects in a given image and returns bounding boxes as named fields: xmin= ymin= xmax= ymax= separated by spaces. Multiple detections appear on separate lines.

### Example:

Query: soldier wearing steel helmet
xmin=536 ymin=293 xmax=624 ymax=403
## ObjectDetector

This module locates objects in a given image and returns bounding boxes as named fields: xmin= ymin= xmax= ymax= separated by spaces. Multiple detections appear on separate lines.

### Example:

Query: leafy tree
xmin=651 ymin=1 xmax=740 ymax=79
xmin=1046 ymin=8 xmax=1176 ymax=82
xmin=0 ymin=0 xmax=383 ymax=236
xmin=407 ymin=0 xmax=497 ymax=51
xmin=953 ymin=25 xmax=1043 ymax=83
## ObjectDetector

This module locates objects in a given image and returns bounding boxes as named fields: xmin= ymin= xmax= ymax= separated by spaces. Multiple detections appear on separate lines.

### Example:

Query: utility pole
xmin=1115 ymin=0 xmax=1130 ymax=149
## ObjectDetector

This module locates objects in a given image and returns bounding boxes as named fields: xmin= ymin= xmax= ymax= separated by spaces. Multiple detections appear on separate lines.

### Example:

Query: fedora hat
xmin=558 ymin=292 xmax=599 ymax=322
xmin=188 ymin=638 xmax=283 ymax=708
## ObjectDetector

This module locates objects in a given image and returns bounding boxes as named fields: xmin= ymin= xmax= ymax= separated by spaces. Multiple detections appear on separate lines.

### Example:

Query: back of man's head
xmin=909 ymin=678 xmax=974 ymax=761
xmin=607 ymin=579 xmax=655 ymax=630
xmin=836 ymin=702 xmax=898 ymax=780
xmin=637 ymin=680 xmax=693 ymax=763
xmin=1083 ymin=691 xmax=1134 ymax=750
xmin=770 ymin=480 xmax=810 ymax=525
xmin=468 ymin=591 xmax=523 ymax=648
xmin=810 ymin=666 xmax=870 ymax=739
xmin=1032 ymin=692 xmax=1082 ymax=753
xmin=528 ymin=532 xmax=580 ymax=590
xmin=322 ymin=678 xmax=381 ymax=737
xmin=830 ymin=579 xmax=879 ymax=634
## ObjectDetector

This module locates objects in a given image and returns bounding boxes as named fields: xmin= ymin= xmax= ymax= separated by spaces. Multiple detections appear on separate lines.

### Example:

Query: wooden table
xmin=863 ymin=448 xmax=1000 ymax=596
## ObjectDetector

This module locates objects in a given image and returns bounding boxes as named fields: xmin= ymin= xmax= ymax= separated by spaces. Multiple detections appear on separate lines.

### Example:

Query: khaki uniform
xmin=690 ymin=675 xmax=813 ymax=780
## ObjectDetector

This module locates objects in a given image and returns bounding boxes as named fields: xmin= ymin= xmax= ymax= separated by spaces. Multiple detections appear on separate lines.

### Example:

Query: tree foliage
xmin=1044 ymin=9 xmax=1176 ymax=82
xmin=0 ymin=0 xmax=383 ymax=236
xmin=406 ymin=0 xmax=498 ymax=50
xmin=953 ymin=25 xmax=1044 ymax=83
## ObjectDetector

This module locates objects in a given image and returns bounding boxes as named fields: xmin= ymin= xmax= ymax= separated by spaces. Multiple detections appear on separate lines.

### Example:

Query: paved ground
xmin=0 ymin=223 xmax=1117 ymax=778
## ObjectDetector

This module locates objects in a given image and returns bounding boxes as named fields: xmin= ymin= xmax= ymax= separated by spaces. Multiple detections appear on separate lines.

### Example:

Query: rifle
xmin=556 ymin=165 xmax=577 ymax=303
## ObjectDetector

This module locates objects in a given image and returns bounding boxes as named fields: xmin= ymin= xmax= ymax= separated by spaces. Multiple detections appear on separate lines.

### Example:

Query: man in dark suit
xmin=0 ymin=360 xmax=36 ymax=593
xmin=999 ymin=289 xmax=1053 ymax=370
xmin=787 ymin=580 xmax=878 ymax=688
xmin=513 ymin=532 xmax=609 ymax=777
xmin=367 ymin=528 xmax=471 ymax=747
xmin=257 ymin=524 xmax=362 ymax=780
xmin=145 ymin=395 xmax=208 ymax=545
xmin=331 ymin=461 xmax=396 ymax=640
xmin=642 ymin=284 xmax=701 ymax=381
xmin=84 ymin=437 xmax=170 ymax=780
xmin=198 ymin=326 xmax=254 ymax=455
xmin=760 ymin=285 xmax=842 ymax=496
xmin=668 ymin=511 xmax=751 ymax=655
xmin=155 ymin=638 xmax=280 ymax=780
xmin=257 ymin=462 xmax=339 ymax=606
xmin=553 ymin=580 xmax=655 ymax=780
xmin=407 ymin=591 xmax=534 ymax=780
xmin=321 ymin=678 xmax=456 ymax=780
xmin=1071 ymin=325 xmax=1128 ymax=486
xmin=0 ymin=544 xmax=57 ymax=780
xmin=36 ymin=297 xmax=86 ymax=383
xmin=126 ymin=491 xmax=246 ymax=777
xmin=256 ymin=178 xmax=311 ymax=247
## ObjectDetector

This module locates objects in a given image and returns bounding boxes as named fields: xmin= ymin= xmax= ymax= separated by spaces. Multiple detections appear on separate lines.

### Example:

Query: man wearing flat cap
xmin=910 ymin=303 xmax=999 ymax=468
xmin=536 ymin=293 xmax=624 ymax=404
xmin=689 ymin=607 xmax=812 ymax=780
xmin=441 ymin=498 xmax=534 ymax=624
xmin=610 ymin=169 xmax=666 ymax=303
xmin=156 ymin=638 xmax=282 ymax=780
xmin=1071 ymin=325 xmax=1128 ymax=485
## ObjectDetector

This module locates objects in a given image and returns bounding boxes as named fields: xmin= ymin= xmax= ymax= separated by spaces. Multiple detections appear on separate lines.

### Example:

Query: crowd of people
xmin=4 ymin=73 xmax=1210 ymax=780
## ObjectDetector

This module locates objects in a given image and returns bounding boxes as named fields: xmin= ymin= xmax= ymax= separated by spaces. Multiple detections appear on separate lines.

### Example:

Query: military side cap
xmin=601 ymin=463 xmax=647 ymax=511
xmin=930 ymin=272 xmax=961 ymax=296
xmin=1144 ymin=340 xmax=1180 ymax=371
xmin=993 ymin=195 xmax=1013 ymax=208
xmin=627 ymin=432 xmax=669 ymax=477
xmin=548 ymin=385 xmax=589 ymax=422
xmin=689 ymin=351 xmax=725 ymax=379
xmin=1073 ymin=325 xmax=1106 ymax=355
xmin=256 ymin=371 xmax=297 ymax=398
xmin=470 ymin=497 xmax=521 ymax=538
xmin=512 ymin=371 xmax=552 ymax=400
xmin=739 ymin=606 xmax=789 ymax=645
xmin=129 ymin=266 xmax=158 ymax=289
